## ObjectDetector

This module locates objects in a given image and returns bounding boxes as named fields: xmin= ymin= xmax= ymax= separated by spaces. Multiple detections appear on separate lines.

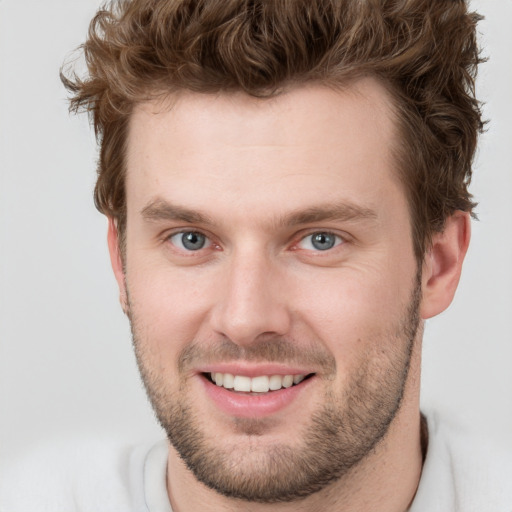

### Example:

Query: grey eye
xmin=170 ymin=231 xmax=209 ymax=251
xmin=311 ymin=232 xmax=336 ymax=250
xmin=297 ymin=232 xmax=342 ymax=251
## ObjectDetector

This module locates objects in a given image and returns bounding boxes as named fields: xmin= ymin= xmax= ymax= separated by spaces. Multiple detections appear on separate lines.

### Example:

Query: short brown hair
xmin=62 ymin=0 xmax=484 ymax=260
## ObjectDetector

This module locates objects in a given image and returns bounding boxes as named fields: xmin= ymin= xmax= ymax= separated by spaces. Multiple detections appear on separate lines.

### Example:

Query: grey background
xmin=1 ymin=0 xmax=511 ymax=462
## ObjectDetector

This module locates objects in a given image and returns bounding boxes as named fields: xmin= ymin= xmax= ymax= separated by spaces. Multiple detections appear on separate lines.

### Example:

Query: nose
xmin=209 ymin=250 xmax=292 ymax=346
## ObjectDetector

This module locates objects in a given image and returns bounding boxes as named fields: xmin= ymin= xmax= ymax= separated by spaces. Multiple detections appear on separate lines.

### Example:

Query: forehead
xmin=125 ymin=79 xmax=402 ymax=223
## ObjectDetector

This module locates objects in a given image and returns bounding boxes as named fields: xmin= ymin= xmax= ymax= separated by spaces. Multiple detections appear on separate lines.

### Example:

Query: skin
xmin=108 ymin=79 xmax=470 ymax=511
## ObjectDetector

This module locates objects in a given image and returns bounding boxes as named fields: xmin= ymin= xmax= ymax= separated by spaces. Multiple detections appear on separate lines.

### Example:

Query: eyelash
xmin=168 ymin=231 xmax=212 ymax=252
xmin=295 ymin=231 xmax=344 ymax=252
xmin=165 ymin=230 xmax=346 ymax=254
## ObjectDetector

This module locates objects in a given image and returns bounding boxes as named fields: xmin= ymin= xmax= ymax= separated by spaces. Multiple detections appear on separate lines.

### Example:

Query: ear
xmin=420 ymin=211 xmax=471 ymax=319
xmin=107 ymin=217 xmax=128 ymax=314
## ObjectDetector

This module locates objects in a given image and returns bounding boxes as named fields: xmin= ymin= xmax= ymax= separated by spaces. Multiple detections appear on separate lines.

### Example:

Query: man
xmin=1 ymin=0 xmax=511 ymax=510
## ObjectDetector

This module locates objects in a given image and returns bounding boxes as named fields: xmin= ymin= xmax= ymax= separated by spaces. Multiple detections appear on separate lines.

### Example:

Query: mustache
xmin=177 ymin=335 xmax=337 ymax=375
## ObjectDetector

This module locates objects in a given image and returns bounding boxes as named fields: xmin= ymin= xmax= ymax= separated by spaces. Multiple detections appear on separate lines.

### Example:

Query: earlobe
xmin=420 ymin=211 xmax=471 ymax=319
xmin=107 ymin=217 xmax=128 ymax=313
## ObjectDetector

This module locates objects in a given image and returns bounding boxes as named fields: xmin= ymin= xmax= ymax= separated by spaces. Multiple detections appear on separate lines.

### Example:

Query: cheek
xmin=296 ymin=268 xmax=408 ymax=322
xmin=291 ymin=264 xmax=415 ymax=358
xmin=126 ymin=259 xmax=215 ymax=358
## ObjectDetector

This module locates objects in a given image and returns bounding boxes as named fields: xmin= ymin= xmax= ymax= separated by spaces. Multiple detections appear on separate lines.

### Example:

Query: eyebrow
xmin=280 ymin=203 xmax=378 ymax=226
xmin=141 ymin=199 xmax=214 ymax=225
xmin=140 ymin=198 xmax=378 ymax=227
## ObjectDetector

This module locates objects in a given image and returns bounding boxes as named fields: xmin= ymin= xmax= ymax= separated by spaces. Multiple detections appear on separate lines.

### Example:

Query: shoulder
xmin=411 ymin=410 xmax=512 ymax=511
xmin=0 ymin=437 xmax=161 ymax=512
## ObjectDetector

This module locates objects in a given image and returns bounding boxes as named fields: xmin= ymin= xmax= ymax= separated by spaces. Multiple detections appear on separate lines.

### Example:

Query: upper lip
xmin=197 ymin=363 xmax=315 ymax=377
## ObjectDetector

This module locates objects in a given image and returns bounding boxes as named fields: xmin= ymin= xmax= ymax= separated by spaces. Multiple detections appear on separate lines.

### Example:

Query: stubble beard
xmin=128 ymin=278 xmax=421 ymax=503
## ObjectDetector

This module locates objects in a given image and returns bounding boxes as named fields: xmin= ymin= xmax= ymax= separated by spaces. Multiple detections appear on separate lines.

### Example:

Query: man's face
xmin=120 ymin=80 xmax=421 ymax=502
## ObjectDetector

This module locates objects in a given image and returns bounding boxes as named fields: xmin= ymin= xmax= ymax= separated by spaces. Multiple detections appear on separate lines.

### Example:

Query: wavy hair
xmin=61 ymin=0 xmax=484 ymax=260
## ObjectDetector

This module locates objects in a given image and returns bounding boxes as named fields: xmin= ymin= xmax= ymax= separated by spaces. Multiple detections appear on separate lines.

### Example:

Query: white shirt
xmin=410 ymin=410 xmax=512 ymax=511
xmin=1 ymin=412 xmax=511 ymax=511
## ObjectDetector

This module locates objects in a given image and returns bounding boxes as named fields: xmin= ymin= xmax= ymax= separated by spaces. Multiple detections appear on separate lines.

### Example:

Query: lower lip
xmin=200 ymin=375 xmax=313 ymax=418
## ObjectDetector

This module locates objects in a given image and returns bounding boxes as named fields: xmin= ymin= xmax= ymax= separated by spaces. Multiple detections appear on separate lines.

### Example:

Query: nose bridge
xmin=210 ymin=245 xmax=290 ymax=345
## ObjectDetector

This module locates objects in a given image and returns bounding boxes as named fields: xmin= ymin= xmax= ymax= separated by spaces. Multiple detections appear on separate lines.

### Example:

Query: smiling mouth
xmin=204 ymin=372 xmax=315 ymax=393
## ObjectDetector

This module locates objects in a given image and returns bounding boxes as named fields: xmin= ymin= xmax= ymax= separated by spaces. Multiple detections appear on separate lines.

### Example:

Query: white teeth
xmin=233 ymin=375 xmax=252 ymax=392
xmin=251 ymin=376 xmax=270 ymax=393
xmin=210 ymin=372 xmax=306 ymax=393
xmin=222 ymin=373 xmax=234 ymax=389
xmin=282 ymin=375 xmax=294 ymax=388
xmin=269 ymin=375 xmax=283 ymax=391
